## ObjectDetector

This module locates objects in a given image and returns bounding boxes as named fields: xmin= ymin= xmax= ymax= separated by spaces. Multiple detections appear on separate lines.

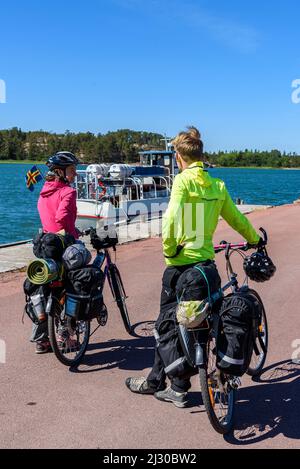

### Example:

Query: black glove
xmin=164 ymin=244 xmax=185 ymax=259
xmin=248 ymin=237 xmax=265 ymax=249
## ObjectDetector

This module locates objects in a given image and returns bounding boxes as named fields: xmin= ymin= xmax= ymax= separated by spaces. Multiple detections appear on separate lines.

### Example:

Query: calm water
xmin=1 ymin=164 xmax=300 ymax=245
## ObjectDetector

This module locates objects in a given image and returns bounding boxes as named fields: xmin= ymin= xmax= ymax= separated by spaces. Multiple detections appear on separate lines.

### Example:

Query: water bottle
xmin=93 ymin=252 xmax=105 ymax=270
xmin=31 ymin=293 xmax=46 ymax=322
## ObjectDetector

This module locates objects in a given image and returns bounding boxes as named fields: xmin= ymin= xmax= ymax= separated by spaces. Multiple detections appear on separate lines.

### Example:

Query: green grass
xmin=0 ymin=160 xmax=47 ymax=164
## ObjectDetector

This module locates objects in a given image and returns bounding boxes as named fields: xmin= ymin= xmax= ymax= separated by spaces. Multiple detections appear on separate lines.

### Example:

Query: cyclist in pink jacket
xmin=32 ymin=151 xmax=80 ymax=353
xmin=38 ymin=152 xmax=79 ymax=239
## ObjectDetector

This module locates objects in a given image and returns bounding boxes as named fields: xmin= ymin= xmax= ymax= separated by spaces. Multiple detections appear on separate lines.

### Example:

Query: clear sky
xmin=1 ymin=0 xmax=300 ymax=152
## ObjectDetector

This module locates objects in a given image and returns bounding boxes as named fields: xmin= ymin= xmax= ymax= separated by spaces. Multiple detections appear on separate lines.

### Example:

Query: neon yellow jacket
xmin=162 ymin=162 xmax=260 ymax=266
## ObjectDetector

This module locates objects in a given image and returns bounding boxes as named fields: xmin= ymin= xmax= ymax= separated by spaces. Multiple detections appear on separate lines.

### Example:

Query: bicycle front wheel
xmin=48 ymin=297 xmax=90 ymax=367
xmin=247 ymin=291 xmax=268 ymax=377
xmin=109 ymin=264 xmax=132 ymax=334
xmin=199 ymin=336 xmax=235 ymax=434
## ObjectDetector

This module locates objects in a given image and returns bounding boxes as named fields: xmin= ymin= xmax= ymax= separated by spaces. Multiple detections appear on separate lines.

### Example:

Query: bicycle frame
xmin=94 ymin=247 xmax=117 ymax=298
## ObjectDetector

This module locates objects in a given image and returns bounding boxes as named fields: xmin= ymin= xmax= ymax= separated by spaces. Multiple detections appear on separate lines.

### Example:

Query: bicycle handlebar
xmin=214 ymin=227 xmax=268 ymax=254
xmin=79 ymin=227 xmax=118 ymax=250
xmin=214 ymin=242 xmax=248 ymax=254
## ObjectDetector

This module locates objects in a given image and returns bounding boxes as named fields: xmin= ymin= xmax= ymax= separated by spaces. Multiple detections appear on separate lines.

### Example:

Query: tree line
xmin=1 ymin=127 xmax=300 ymax=168
xmin=206 ymin=149 xmax=300 ymax=168
xmin=0 ymin=128 xmax=164 ymax=163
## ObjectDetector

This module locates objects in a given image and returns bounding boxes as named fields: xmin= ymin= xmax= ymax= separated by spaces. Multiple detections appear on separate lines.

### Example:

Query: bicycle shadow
xmin=225 ymin=360 xmax=300 ymax=445
xmin=71 ymin=321 xmax=157 ymax=373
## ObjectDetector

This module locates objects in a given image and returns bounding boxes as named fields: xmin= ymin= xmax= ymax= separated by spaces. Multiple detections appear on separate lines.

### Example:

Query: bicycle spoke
xmin=203 ymin=336 xmax=234 ymax=430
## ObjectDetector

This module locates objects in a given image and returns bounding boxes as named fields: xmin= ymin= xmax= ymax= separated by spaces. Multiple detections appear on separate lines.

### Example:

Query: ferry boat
xmin=75 ymin=141 xmax=179 ymax=232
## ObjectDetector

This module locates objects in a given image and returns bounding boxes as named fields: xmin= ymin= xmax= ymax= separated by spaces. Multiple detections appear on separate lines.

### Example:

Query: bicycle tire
xmin=48 ymin=297 xmax=90 ymax=367
xmin=109 ymin=264 xmax=132 ymax=334
xmin=199 ymin=337 xmax=235 ymax=435
xmin=247 ymin=289 xmax=268 ymax=377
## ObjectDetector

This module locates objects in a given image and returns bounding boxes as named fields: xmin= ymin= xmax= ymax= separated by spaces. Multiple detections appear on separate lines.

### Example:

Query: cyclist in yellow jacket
xmin=126 ymin=126 xmax=261 ymax=407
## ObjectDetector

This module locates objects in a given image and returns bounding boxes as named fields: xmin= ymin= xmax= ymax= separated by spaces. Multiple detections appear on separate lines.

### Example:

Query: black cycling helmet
xmin=243 ymin=248 xmax=276 ymax=283
xmin=46 ymin=151 xmax=80 ymax=170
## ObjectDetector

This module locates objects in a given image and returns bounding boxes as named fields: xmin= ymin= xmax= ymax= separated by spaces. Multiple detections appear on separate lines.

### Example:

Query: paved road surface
xmin=1 ymin=204 xmax=300 ymax=449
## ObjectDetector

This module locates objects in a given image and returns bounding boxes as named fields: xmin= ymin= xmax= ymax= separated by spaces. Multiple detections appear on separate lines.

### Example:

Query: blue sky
xmin=1 ymin=0 xmax=300 ymax=152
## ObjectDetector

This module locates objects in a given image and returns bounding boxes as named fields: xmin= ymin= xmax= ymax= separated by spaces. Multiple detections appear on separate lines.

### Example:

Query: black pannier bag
xmin=66 ymin=266 xmax=104 ymax=295
xmin=33 ymin=232 xmax=75 ymax=261
xmin=23 ymin=278 xmax=50 ymax=324
xmin=215 ymin=288 xmax=262 ymax=377
xmin=65 ymin=266 xmax=105 ymax=321
xmin=154 ymin=305 xmax=196 ymax=379
xmin=176 ymin=261 xmax=221 ymax=302
xmin=175 ymin=262 xmax=222 ymax=328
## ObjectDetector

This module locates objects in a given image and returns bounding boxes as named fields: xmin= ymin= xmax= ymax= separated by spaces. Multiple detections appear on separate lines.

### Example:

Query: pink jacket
xmin=37 ymin=181 xmax=78 ymax=238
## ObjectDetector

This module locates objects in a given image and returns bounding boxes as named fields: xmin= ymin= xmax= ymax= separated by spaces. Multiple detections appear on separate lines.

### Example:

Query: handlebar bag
xmin=215 ymin=289 xmax=262 ymax=376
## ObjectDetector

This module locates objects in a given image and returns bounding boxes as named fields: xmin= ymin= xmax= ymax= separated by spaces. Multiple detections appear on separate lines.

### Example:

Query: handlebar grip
xmin=259 ymin=227 xmax=268 ymax=245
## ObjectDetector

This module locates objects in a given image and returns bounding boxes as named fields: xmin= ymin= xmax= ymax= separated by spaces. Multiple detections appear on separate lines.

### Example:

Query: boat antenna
xmin=160 ymin=134 xmax=173 ymax=151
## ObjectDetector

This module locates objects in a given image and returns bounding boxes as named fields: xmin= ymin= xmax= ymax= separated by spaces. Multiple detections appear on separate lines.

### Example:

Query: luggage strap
xmin=193 ymin=266 xmax=211 ymax=304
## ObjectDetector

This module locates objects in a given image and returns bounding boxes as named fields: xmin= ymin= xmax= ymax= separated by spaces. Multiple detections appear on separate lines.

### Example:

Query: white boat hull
xmin=76 ymin=197 xmax=169 ymax=233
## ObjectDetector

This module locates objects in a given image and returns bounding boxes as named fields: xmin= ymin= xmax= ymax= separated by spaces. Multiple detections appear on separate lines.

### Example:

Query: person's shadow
xmin=70 ymin=327 xmax=300 ymax=442
xmin=225 ymin=359 xmax=300 ymax=445
xmin=70 ymin=321 xmax=157 ymax=373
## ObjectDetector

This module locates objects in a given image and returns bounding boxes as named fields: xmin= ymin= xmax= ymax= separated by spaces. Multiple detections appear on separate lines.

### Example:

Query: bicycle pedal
xmin=228 ymin=377 xmax=241 ymax=390
xmin=97 ymin=304 xmax=108 ymax=326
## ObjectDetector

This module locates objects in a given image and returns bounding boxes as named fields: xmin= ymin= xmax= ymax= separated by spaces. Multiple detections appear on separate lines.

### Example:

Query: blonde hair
xmin=45 ymin=168 xmax=65 ymax=182
xmin=172 ymin=126 xmax=203 ymax=162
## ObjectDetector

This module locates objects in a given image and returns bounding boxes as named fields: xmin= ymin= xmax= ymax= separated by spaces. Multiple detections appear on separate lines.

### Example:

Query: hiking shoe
xmin=35 ymin=340 xmax=52 ymax=354
xmin=125 ymin=377 xmax=158 ymax=395
xmin=154 ymin=387 xmax=188 ymax=408
xmin=58 ymin=337 xmax=79 ymax=352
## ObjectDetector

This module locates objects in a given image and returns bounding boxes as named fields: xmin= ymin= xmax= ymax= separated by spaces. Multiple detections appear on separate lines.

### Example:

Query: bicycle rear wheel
xmin=199 ymin=336 xmax=235 ymax=434
xmin=247 ymin=291 xmax=268 ymax=377
xmin=109 ymin=264 xmax=132 ymax=334
xmin=48 ymin=297 xmax=90 ymax=367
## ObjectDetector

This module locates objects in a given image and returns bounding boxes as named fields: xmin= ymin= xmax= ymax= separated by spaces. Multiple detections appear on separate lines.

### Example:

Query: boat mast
xmin=160 ymin=134 xmax=173 ymax=152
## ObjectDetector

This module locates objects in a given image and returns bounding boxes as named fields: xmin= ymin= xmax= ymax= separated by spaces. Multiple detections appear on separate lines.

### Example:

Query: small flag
xmin=25 ymin=165 xmax=43 ymax=192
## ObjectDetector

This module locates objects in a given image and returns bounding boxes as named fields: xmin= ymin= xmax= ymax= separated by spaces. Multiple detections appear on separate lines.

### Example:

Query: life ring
xmin=98 ymin=180 xmax=107 ymax=199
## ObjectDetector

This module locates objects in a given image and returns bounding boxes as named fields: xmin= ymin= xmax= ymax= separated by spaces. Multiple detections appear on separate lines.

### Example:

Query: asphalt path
xmin=1 ymin=204 xmax=300 ymax=449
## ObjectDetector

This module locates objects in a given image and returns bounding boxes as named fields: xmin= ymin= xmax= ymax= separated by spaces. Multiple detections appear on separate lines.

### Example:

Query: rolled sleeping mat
xmin=27 ymin=258 xmax=62 ymax=285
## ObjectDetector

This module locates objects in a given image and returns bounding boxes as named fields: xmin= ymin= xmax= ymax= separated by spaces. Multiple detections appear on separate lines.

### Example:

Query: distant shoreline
xmin=0 ymin=160 xmax=46 ymax=164
xmin=1 ymin=161 xmax=300 ymax=170
xmin=215 ymin=166 xmax=300 ymax=170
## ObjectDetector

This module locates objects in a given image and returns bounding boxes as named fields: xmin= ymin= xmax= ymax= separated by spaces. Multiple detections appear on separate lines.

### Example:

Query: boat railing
xmin=76 ymin=170 xmax=100 ymax=200
xmin=158 ymin=176 xmax=171 ymax=194
xmin=75 ymin=169 xmax=171 ymax=203
xmin=127 ymin=177 xmax=140 ymax=201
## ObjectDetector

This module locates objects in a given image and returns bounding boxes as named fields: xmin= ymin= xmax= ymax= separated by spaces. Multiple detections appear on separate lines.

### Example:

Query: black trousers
xmin=147 ymin=263 xmax=204 ymax=393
